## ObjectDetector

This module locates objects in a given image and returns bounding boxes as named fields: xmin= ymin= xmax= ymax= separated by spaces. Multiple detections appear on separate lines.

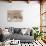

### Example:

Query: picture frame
xmin=7 ymin=10 xmax=23 ymax=22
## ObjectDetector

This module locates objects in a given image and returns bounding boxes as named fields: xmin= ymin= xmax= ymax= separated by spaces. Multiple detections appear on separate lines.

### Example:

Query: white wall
xmin=0 ymin=1 xmax=40 ymax=28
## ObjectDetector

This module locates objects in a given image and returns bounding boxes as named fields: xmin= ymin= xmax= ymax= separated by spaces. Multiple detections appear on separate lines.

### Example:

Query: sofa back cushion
xmin=21 ymin=29 xmax=27 ymax=35
xmin=14 ymin=28 xmax=21 ymax=34
xmin=8 ymin=27 xmax=14 ymax=34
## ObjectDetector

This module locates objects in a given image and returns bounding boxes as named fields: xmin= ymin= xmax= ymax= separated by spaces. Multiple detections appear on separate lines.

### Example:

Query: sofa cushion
xmin=9 ymin=33 xmax=34 ymax=43
xmin=14 ymin=28 xmax=21 ymax=33
xmin=8 ymin=27 xmax=14 ymax=34
xmin=21 ymin=29 xmax=27 ymax=35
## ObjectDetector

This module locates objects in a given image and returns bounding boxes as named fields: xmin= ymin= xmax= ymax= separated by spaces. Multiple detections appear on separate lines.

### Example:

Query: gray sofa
xmin=4 ymin=27 xmax=34 ymax=43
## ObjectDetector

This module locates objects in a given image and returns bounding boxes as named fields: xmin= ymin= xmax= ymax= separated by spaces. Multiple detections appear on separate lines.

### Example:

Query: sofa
xmin=3 ymin=27 xmax=34 ymax=43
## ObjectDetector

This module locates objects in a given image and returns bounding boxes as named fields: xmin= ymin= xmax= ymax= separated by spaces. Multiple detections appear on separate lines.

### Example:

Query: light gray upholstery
xmin=8 ymin=33 xmax=34 ymax=43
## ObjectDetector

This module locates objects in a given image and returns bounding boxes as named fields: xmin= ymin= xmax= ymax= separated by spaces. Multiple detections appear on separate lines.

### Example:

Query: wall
xmin=0 ymin=1 xmax=40 ymax=28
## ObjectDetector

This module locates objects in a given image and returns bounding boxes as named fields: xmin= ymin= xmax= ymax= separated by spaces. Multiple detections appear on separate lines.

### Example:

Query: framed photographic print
xmin=7 ymin=10 xmax=23 ymax=22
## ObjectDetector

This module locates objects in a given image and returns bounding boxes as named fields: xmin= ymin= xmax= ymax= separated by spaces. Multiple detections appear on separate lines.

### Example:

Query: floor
xmin=0 ymin=40 xmax=46 ymax=46
xmin=20 ymin=40 xmax=46 ymax=46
